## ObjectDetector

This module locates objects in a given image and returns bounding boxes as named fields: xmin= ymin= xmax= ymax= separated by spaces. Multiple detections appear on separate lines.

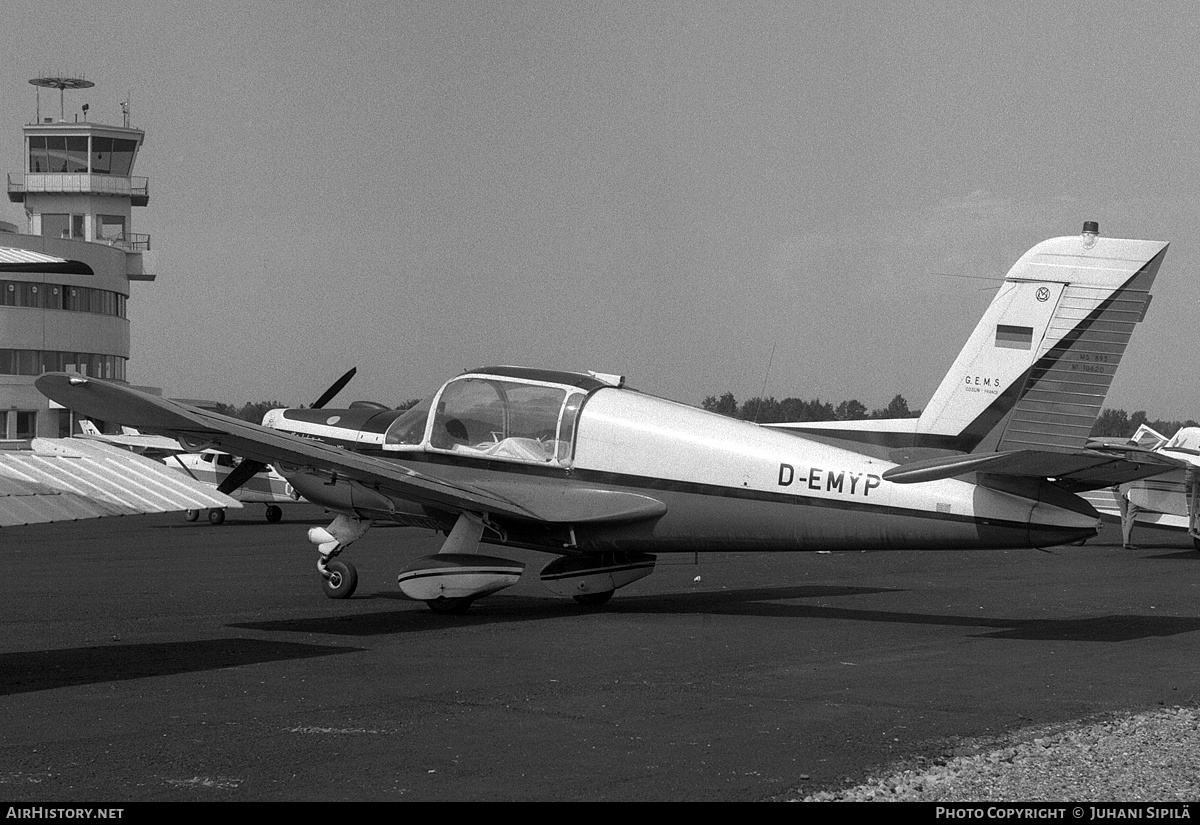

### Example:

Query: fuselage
xmin=266 ymin=367 xmax=1099 ymax=554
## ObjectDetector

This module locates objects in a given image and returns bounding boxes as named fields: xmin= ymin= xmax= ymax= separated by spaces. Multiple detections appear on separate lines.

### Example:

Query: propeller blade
xmin=216 ymin=368 xmax=356 ymax=497
xmin=312 ymin=367 xmax=357 ymax=409
xmin=216 ymin=458 xmax=267 ymax=496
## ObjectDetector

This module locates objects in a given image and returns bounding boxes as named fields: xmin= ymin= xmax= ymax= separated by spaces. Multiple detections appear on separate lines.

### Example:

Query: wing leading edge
xmin=35 ymin=374 xmax=666 ymax=525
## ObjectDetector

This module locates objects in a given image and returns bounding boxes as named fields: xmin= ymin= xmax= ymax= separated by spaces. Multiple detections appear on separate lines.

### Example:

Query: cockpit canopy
xmin=383 ymin=370 xmax=594 ymax=466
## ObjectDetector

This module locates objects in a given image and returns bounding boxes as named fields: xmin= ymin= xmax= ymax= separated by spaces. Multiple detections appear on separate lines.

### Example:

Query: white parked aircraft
xmin=1083 ymin=424 xmax=1200 ymax=550
xmin=37 ymin=224 xmax=1176 ymax=613
xmin=77 ymin=419 xmax=182 ymax=454
xmin=164 ymin=450 xmax=299 ymax=525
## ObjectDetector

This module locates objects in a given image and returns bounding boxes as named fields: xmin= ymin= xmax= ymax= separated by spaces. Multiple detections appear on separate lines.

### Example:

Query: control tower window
xmin=38 ymin=136 xmax=88 ymax=173
xmin=28 ymin=136 xmax=47 ymax=172
xmin=66 ymin=137 xmax=87 ymax=172
xmin=109 ymin=139 xmax=137 ymax=176
xmin=91 ymin=137 xmax=112 ymax=174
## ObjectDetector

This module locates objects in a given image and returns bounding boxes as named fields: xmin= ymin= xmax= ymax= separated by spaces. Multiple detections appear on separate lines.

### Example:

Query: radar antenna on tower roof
xmin=29 ymin=75 xmax=95 ymax=123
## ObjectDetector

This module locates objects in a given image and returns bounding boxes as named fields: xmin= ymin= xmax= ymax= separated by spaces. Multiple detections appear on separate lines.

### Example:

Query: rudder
xmin=917 ymin=224 xmax=1167 ymax=453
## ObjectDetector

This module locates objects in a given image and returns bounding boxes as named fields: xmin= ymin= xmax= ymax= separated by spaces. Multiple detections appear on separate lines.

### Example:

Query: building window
xmin=28 ymin=136 xmax=47 ymax=173
xmin=109 ymin=139 xmax=137 ymax=176
xmin=0 ymin=281 xmax=126 ymax=318
xmin=42 ymin=213 xmax=70 ymax=239
xmin=15 ymin=411 xmax=36 ymax=439
xmin=0 ymin=350 xmax=126 ymax=381
xmin=65 ymin=137 xmax=88 ymax=173
xmin=90 ymin=136 xmax=112 ymax=174
xmin=97 ymin=215 xmax=125 ymax=242
xmin=40 ymin=212 xmax=88 ymax=240
xmin=46 ymin=136 xmax=67 ymax=172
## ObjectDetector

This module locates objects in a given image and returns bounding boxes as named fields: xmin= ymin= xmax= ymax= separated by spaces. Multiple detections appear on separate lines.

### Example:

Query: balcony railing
xmin=101 ymin=232 xmax=151 ymax=252
xmin=7 ymin=173 xmax=149 ymax=205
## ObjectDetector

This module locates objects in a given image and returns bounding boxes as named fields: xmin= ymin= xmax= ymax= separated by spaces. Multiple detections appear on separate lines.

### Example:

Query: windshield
xmin=410 ymin=376 xmax=584 ymax=464
xmin=382 ymin=376 xmax=586 ymax=464
xmin=382 ymin=396 xmax=434 ymax=447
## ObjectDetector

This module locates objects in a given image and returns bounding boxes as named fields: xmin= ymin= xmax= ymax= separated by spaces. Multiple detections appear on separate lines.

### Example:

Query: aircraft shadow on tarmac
xmin=8 ymin=585 xmax=1197 ymax=696
xmin=0 ymin=638 xmax=361 ymax=696
xmin=230 ymin=583 xmax=1200 ymax=644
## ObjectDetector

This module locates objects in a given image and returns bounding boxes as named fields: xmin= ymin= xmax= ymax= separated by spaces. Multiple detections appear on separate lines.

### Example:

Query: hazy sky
xmin=4 ymin=1 xmax=1198 ymax=417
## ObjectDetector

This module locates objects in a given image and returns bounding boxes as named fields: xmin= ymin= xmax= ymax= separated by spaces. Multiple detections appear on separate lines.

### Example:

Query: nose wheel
xmin=320 ymin=558 xmax=358 ymax=599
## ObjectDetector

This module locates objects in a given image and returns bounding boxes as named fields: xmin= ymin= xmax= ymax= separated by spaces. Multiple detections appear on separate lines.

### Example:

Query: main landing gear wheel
xmin=573 ymin=590 xmax=615 ymax=607
xmin=322 ymin=559 xmax=358 ymax=599
xmin=1194 ymin=537 xmax=1200 ymax=553
xmin=208 ymin=509 xmax=226 ymax=525
xmin=184 ymin=509 xmax=199 ymax=522
xmin=427 ymin=597 xmax=474 ymax=615
xmin=264 ymin=505 xmax=283 ymax=523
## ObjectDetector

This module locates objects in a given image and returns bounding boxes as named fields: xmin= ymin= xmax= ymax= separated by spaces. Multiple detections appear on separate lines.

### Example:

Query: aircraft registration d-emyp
xmin=35 ymin=223 xmax=1179 ymax=613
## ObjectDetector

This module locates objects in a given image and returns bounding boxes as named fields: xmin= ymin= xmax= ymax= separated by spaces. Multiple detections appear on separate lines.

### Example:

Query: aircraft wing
xmin=0 ymin=438 xmax=240 ymax=526
xmin=35 ymin=374 xmax=665 ymax=524
xmin=80 ymin=429 xmax=185 ymax=453
xmin=882 ymin=446 xmax=1185 ymax=490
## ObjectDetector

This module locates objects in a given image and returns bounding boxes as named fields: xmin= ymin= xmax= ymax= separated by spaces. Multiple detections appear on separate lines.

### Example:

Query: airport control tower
xmin=0 ymin=76 xmax=157 ymax=438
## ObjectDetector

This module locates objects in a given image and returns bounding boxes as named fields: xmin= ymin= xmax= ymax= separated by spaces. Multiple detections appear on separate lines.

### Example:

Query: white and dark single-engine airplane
xmin=37 ymin=224 xmax=1178 ymax=613
xmin=164 ymin=449 xmax=300 ymax=525
xmin=1082 ymin=424 xmax=1200 ymax=549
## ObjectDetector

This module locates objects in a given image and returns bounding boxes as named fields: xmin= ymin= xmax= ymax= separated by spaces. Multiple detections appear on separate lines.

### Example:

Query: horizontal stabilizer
xmin=883 ymin=446 xmax=1182 ymax=490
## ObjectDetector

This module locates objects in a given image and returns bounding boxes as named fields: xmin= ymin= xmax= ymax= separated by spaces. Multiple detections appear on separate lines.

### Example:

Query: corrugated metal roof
xmin=0 ymin=439 xmax=241 ymax=527
xmin=0 ymin=247 xmax=67 ymax=266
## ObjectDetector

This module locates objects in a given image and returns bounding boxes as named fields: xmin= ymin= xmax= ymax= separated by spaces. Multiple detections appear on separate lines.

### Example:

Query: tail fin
xmin=916 ymin=224 xmax=1168 ymax=453
xmin=77 ymin=419 xmax=101 ymax=436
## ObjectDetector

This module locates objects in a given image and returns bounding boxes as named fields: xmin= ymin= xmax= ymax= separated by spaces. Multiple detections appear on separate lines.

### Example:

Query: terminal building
xmin=0 ymin=76 xmax=156 ymax=438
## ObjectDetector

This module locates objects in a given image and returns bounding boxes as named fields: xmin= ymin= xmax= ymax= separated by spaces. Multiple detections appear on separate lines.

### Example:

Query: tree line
xmin=1090 ymin=408 xmax=1198 ymax=439
xmin=701 ymin=392 xmax=917 ymax=423
xmin=702 ymin=392 xmax=1196 ymax=439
